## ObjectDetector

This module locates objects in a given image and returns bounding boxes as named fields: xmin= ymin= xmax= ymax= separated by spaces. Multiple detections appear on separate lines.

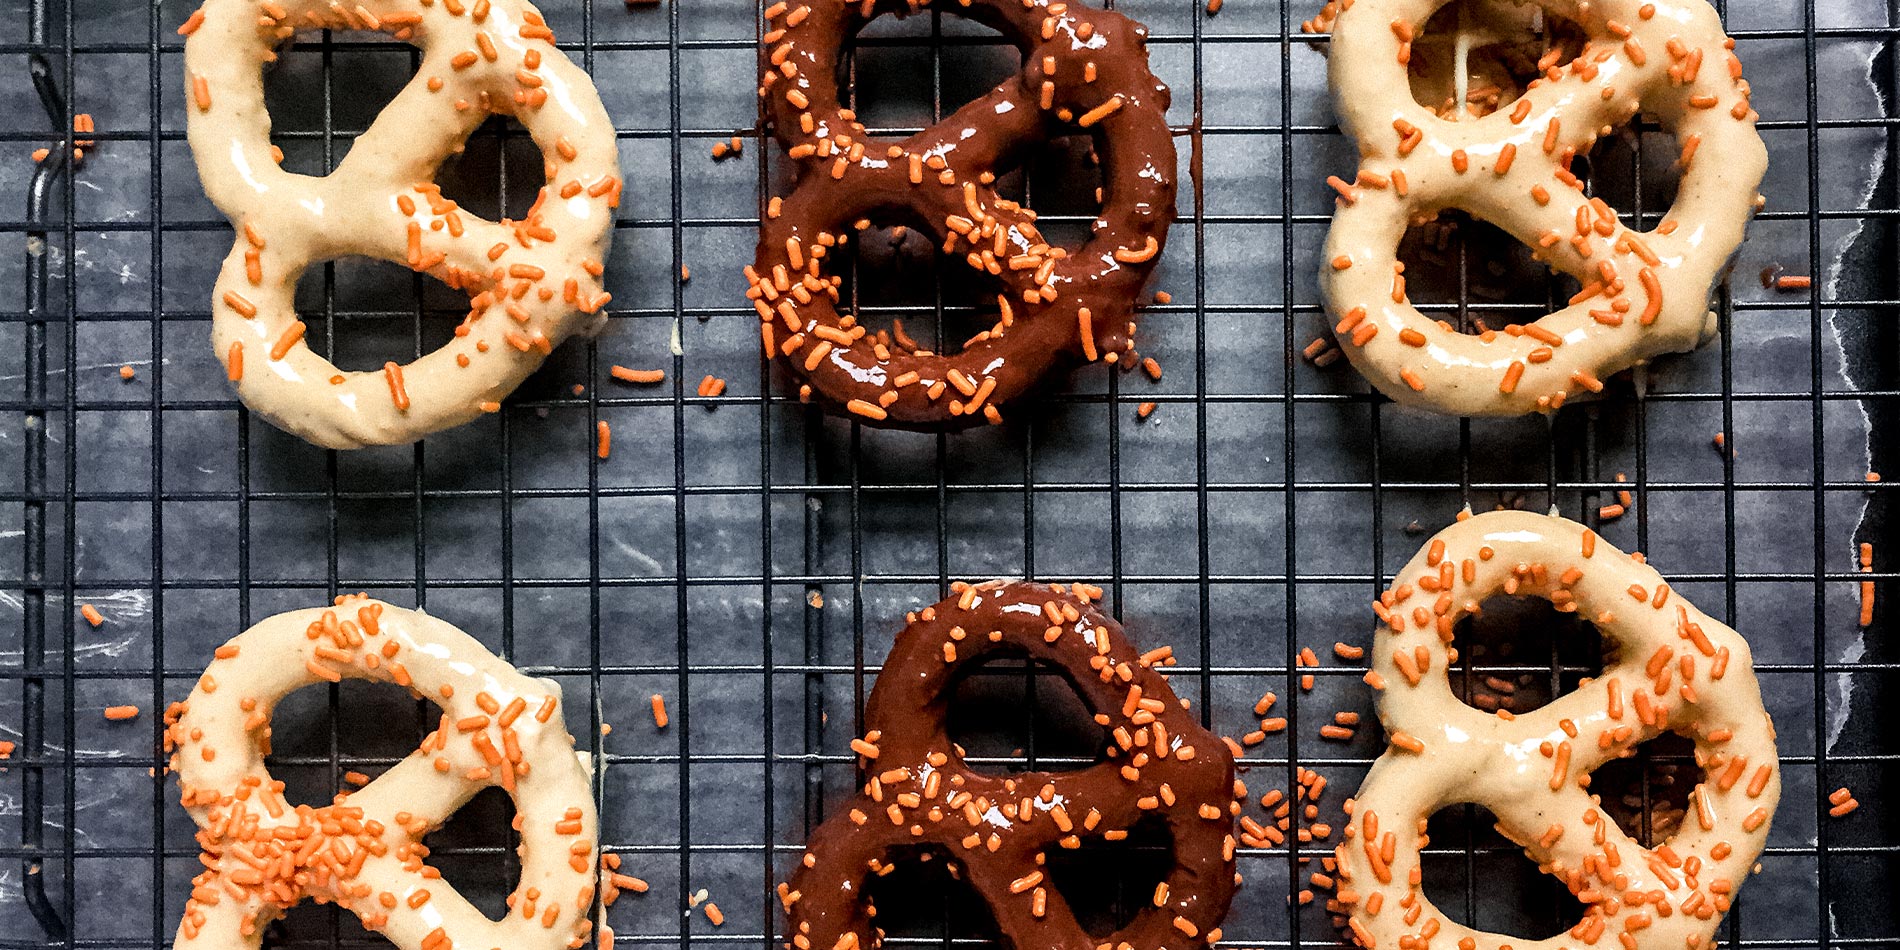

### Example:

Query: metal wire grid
xmin=0 ymin=0 xmax=1893 ymax=948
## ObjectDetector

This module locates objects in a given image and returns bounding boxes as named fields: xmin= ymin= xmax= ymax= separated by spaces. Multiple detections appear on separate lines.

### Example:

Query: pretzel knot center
xmin=783 ymin=581 xmax=1237 ymax=950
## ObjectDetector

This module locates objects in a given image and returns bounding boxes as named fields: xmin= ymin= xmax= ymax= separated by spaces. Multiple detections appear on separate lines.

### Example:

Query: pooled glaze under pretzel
xmin=1318 ymin=0 xmax=1765 ymax=416
xmin=184 ymin=0 xmax=620 ymax=449
xmin=1339 ymin=510 xmax=1778 ymax=950
xmin=749 ymin=0 xmax=1176 ymax=429
xmin=780 ymin=580 xmax=1237 ymax=950
xmin=166 ymin=598 xmax=598 ymax=950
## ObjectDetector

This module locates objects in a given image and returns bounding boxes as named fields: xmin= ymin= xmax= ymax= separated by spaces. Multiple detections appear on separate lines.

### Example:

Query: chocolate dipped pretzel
xmin=779 ymin=581 xmax=1238 ymax=950
xmin=1317 ymin=0 xmax=1765 ymax=415
xmin=1340 ymin=510 xmax=1779 ymax=950
xmin=749 ymin=0 xmax=1176 ymax=428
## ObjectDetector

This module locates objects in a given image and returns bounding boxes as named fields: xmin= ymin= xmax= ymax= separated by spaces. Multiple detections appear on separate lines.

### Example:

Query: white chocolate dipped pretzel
xmin=182 ymin=0 xmax=620 ymax=448
xmin=1340 ymin=510 xmax=1779 ymax=950
xmin=165 ymin=598 xmax=599 ymax=950
xmin=1319 ymin=0 xmax=1765 ymax=415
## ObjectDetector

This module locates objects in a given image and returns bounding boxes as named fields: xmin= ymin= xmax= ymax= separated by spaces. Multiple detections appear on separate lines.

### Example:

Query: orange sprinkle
xmin=103 ymin=705 xmax=139 ymax=721
xmin=1494 ymin=143 xmax=1517 ymax=175
xmin=1549 ymin=740 xmax=1571 ymax=790
xmin=226 ymin=342 xmax=244 ymax=382
xmin=1078 ymin=307 xmax=1098 ymax=361
xmin=596 ymin=420 xmax=612 ymax=459
xmin=1076 ymin=96 xmax=1125 ymax=127
xmin=222 ymin=291 xmax=258 ymax=318
xmin=1499 ymin=360 xmax=1525 ymax=394
xmin=79 ymin=603 xmax=105 ymax=627
xmin=1775 ymin=275 xmax=1812 ymax=290
xmin=270 ymin=321 xmax=306 ymax=360
xmin=845 ymin=398 xmax=887 ymax=421
xmin=190 ymin=73 xmax=211 ymax=112
xmin=383 ymin=362 xmax=410 ymax=411
xmin=1639 ymin=268 xmax=1664 ymax=324
xmin=650 ymin=694 xmax=669 ymax=728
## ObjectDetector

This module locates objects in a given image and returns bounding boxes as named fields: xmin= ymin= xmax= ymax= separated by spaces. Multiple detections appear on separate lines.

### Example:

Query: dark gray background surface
xmin=0 ymin=0 xmax=1892 ymax=947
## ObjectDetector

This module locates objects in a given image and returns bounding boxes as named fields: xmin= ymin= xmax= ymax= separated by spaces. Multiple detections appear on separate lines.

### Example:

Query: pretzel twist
xmin=165 ymin=599 xmax=599 ymax=950
xmin=750 ymin=0 xmax=1176 ymax=429
xmin=1319 ymin=0 xmax=1765 ymax=415
xmin=781 ymin=581 xmax=1237 ymax=950
xmin=184 ymin=0 xmax=620 ymax=448
xmin=1340 ymin=511 xmax=1779 ymax=950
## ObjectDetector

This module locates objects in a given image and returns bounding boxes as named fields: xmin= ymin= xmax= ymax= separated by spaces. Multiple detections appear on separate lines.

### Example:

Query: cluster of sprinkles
xmin=1600 ymin=472 xmax=1635 ymax=522
xmin=594 ymin=852 xmax=651 ymax=950
xmin=782 ymin=580 xmax=1238 ymax=950
xmin=165 ymin=594 xmax=597 ymax=950
xmin=749 ymin=0 xmax=1177 ymax=428
xmin=30 ymin=112 xmax=95 ymax=166
xmin=1324 ymin=509 xmax=1781 ymax=950
xmin=182 ymin=0 xmax=623 ymax=448
xmin=1314 ymin=0 xmax=1768 ymax=417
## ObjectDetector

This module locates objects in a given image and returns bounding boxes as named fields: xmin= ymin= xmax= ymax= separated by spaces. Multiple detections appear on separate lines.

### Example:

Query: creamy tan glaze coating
xmin=1319 ymin=0 xmax=1765 ymax=415
xmin=183 ymin=0 xmax=620 ymax=448
xmin=166 ymin=599 xmax=599 ymax=950
xmin=1340 ymin=510 xmax=1779 ymax=950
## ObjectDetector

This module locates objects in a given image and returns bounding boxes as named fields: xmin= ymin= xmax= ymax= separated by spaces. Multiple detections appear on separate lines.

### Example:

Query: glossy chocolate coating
xmin=752 ymin=0 xmax=1176 ymax=429
xmin=781 ymin=581 xmax=1236 ymax=950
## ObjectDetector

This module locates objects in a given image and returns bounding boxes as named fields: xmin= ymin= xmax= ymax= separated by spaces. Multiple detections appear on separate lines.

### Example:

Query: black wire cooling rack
xmin=1 ymin=0 xmax=1895 ymax=947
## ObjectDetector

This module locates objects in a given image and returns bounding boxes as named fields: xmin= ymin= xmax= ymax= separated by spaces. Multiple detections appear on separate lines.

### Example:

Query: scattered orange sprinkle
xmin=611 ymin=366 xmax=665 ymax=384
